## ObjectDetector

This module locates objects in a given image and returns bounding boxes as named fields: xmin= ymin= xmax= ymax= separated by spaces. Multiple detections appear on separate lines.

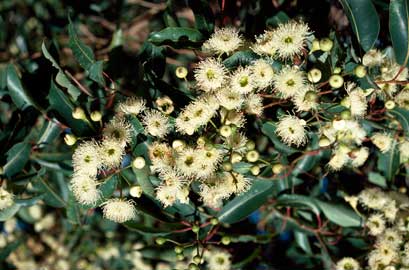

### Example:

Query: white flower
xmin=335 ymin=257 xmax=360 ymax=270
xmin=371 ymin=133 xmax=393 ymax=153
xmin=230 ymin=66 xmax=255 ymax=94
xmin=194 ymin=58 xmax=227 ymax=92
xmin=142 ymin=110 xmax=171 ymax=138
xmin=382 ymin=200 xmax=398 ymax=222
xmin=223 ymin=132 xmax=248 ymax=154
xmin=250 ymin=59 xmax=274 ymax=90
xmin=244 ymin=93 xmax=263 ymax=116
xmin=395 ymin=90 xmax=409 ymax=110
xmin=72 ymin=140 xmax=102 ymax=177
xmin=270 ymin=20 xmax=310 ymax=60
xmin=206 ymin=248 xmax=232 ymax=270
xmin=148 ymin=142 xmax=174 ymax=173
xmin=273 ymin=66 xmax=306 ymax=98
xmin=328 ymin=150 xmax=349 ymax=171
xmin=116 ymin=97 xmax=146 ymax=115
xmin=101 ymin=198 xmax=136 ymax=223
xmin=276 ymin=115 xmax=308 ymax=146
xmin=155 ymin=184 xmax=179 ymax=207
xmin=292 ymin=86 xmax=318 ymax=112
xmin=366 ymin=213 xmax=386 ymax=235
xmin=0 ymin=188 xmax=14 ymax=210
xmin=194 ymin=147 xmax=223 ymax=179
xmin=251 ymin=31 xmax=276 ymax=57
xmin=399 ymin=140 xmax=409 ymax=162
xmin=350 ymin=147 xmax=369 ymax=167
xmin=100 ymin=139 xmax=125 ymax=168
xmin=203 ymin=27 xmax=242 ymax=55
xmin=216 ymin=88 xmax=244 ymax=111
xmin=103 ymin=116 xmax=133 ymax=147
xmin=358 ymin=188 xmax=388 ymax=210
xmin=225 ymin=172 xmax=251 ymax=194
xmin=377 ymin=228 xmax=402 ymax=249
xmin=362 ymin=49 xmax=384 ymax=67
xmin=345 ymin=84 xmax=367 ymax=117
xmin=71 ymin=174 xmax=101 ymax=205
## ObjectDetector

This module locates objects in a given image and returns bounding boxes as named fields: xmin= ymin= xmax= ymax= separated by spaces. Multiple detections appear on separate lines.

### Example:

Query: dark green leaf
xmin=68 ymin=16 xmax=95 ymax=70
xmin=32 ymin=176 xmax=66 ymax=208
xmin=3 ymin=142 xmax=31 ymax=178
xmin=67 ymin=191 xmax=82 ymax=225
xmin=389 ymin=108 xmax=409 ymax=136
xmin=390 ymin=0 xmax=409 ymax=66
xmin=133 ymin=167 xmax=155 ymax=197
xmin=188 ymin=0 xmax=215 ymax=34
xmin=36 ymin=120 xmax=61 ymax=148
xmin=0 ymin=204 xmax=21 ymax=221
xmin=0 ymin=240 xmax=21 ymax=261
xmin=368 ymin=172 xmax=387 ymax=188
xmin=89 ymin=60 xmax=105 ymax=86
xmin=223 ymin=50 xmax=259 ymax=69
xmin=123 ymin=220 xmax=184 ymax=236
xmin=6 ymin=64 xmax=37 ymax=110
xmin=100 ymin=175 xmax=118 ymax=199
xmin=149 ymin=27 xmax=204 ymax=48
xmin=315 ymin=200 xmax=362 ymax=227
xmin=276 ymin=194 xmax=320 ymax=216
xmin=339 ymin=0 xmax=380 ymax=51
xmin=294 ymin=231 xmax=312 ymax=254
xmin=217 ymin=179 xmax=274 ymax=224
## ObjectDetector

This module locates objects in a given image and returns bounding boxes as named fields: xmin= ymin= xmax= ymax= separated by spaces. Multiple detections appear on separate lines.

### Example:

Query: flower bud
xmin=385 ymin=100 xmax=396 ymax=110
xmin=231 ymin=153 xmax=242 ymax=163
xmin=329 ymin=75 xmax=344 ymax=88
xmin=319 ymin=38 xmax=333 ymax=52
xmin=175 ymin=66 xmax=188 ymax=79
xmin=333 ymin=67 xmax=342 ymax=74
xmin=172 ymin=140 xmax=185 ymax=150
xmin=307 ymin=68 xmax=322 ymax=83
xmin=193 ymin=255 xmax=202 ymax=264
xmin=221 ymin=236 xmax=231 ymax=245
xmin=272 ymin=164 xmax=284 ymax=174
xmin=129 ymin=186 xmax=143 ymax=198
xmin=340 ymin=110 xmax=352 ymax=120
xmin=219 ymin=125 xmax=232 ymax=137
xmin=64 ymin=134 xmax=77 ymax=146
xmin=72 ymin=107 xmax=86 ymax=120
xmin=319 ymin=137 xmax=331 ymax=147
xmin=176 ymin=254 xmax=185 ymax=261
xmin=188 ymin=263 xmax=199 ymax=270
xmin=245 ymin=140 xmax=256 ymax=151
xmin=155 ymin=237 xmax=166 ymax=245
xmin=132 ymin=157 xmax=146 ymax=169
xmin=192 ymin=225 xmax=200 ymax=233
xmin=246 ymin=150 xmax=259 ymax=162
xmin=250 ymin=165 xmax=260 ymax=176
xmin=196 ymin=137 xmax=206 ymax=147
xmin=310 ymin=39 xmax=321 ymax=53
xmin=210 ymin=218 xmax=219 ymax=225
xmin=222 ymin=162 xmax=233 ymax=172
xmin=90 ymin=111 xmax=102 ymax=122
xmin=354 ymin=65 xmax=367 ymax=78
xmin=174 ymin=246 xmax=184 ymax=254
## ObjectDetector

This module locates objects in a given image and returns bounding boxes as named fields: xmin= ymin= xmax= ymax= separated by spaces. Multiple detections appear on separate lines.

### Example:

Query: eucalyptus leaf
xmin=390 ymin=0 xmax=409 ymax=66
xmin=3 ymin=142 xmax=31 ymax=178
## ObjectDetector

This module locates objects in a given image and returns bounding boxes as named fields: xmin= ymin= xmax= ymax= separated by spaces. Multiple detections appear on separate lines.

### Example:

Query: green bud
xmin=210 ymin=218 xmax=219 ymax=226
xmin=222 ymin=162 xmax=233 ymax=172
xmin=176 ymin=254 xmax=185 ymax=261
xmin=319 ymin=38 xmax=333 ymax=52
xmin=64 ymin=134 xmax=77 ymax=146
xmin=245 ymin=140 xmax=256 ymax=151
xmin=340 ymin=110 xmax=351 ymax=120
xmin=193 ymin=255 xmax=202 ymax=264
xmin=246 ymin=150 xmax=259 ymax=162
xmin=175 ymin=66 xmax=188 ymax=79
xmin=174 ymin=246 xmax=184 ymax=254
xmin=333 ymin=67 xmax=342 ymax=74
xmin=72 ymin=107 xmax=86 ymax=120
xmin=219 ymin=125 xmax=232 ymax=137
xmin=250 ymin=165 xmax=261 ymax=176
xmin=132 ymin=156 xmax=146 ymax=169
xmin=192 ymin=225 xmax=200 ymax=233
xmin=385 ymin=100 xmax=396 ymax=110
xmin=231 ymin=153 xmax=242 ymax=163
xmin=354 ymin=65 xmax=367 ymax=78
xmin=221 ymin=236 xmax=231 ymax=245
xmin=155 ymin=237 xmax=166 ymax=245
xmin=188 ymin=263 xmax=199 ymax=270
xmin=307 ymin=68 xmax=322 ymax=83
xmin=272 ymin=164 xmax=284 ymax=174
xmin=329 ymin=75 xmax=344 ymax=88
xmin=90 ymin=111 xmax=102 ymax=122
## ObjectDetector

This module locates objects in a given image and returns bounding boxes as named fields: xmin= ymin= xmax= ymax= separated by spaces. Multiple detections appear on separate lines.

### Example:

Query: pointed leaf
xmin=3 ymin=142 xmax=31 ymax=178
xmin=68 ymin=17 xmax=95 ymax=70
xmin=315 ymin=200 xmax=362 ymax=227
xmin=390 ymin=0 xmax=409 ymax=66
xmin=6 ymin=64 xmax=37 ymax=110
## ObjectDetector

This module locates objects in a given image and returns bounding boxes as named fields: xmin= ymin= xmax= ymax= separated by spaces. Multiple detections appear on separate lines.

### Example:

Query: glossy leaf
xmin=389 ymin=108 xmax=409 ymax=136
xmin=377 ymin=140 xmax=400 ymax=181
xmin=217 ymin=179 xmax=274 ymax=224
xmin=0 ymin=204 xmax=21 ymax=221
xmin=36 ymin=120 xmax=61 ymax=148
xmin=3 ymin=142 xmax=31 ymax=178
xmin=315 ymin=200 xmax=362 ymax=227
xmin=149 ymin=27 xmax=204 ymax=48
xmin=68 ymin=17 xmax=95 ymax=70
xmin=276 ymin=194 xmax=320 ymax=215
xmin=390 ymin=0 xmax=409 ymax=66
xmin=223 ymin=50 xmax=259 ymax=70
xmin=6 ymin=64 xmax=37 ymax=110
xmin=339 ymin=0 xmax=380 ymax=51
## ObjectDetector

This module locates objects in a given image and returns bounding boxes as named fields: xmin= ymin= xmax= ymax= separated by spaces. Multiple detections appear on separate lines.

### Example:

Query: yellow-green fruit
xmin=329 ymin=75 xmax=344 ymax=88
xmin=64 ymin=134 xmax=77 ymax=146
xmin=319 ymin=137 xmax=331 ymax=147
xmin=196 ymin=137 xmax=206 ymax=146
xmin=175 ymin=66 xmax=188 ymax=79
xmin=222 ymin=162 xmax=233 ymax=172
xmin=246 ymin=150 xmax=259 ymax=162
xmin=188 ymin=263 xmax=199 ymax=270
xmin=340 ymin=110 xmax=352 ymax=120
xmin=320 ymin=38 xmax=333 ymax=52
xmin=385 ymin=100 xmax=396 ymax=110
xmin=155 ymin=238 xmax=166 ymax=245
xmin=210 ymin=218 xmax=219 ymax=226
xmin=219 ymin=125 xmax=232 ymax=137
xmin=129 ymin=186 xmax=143 ymax=198
xmin=192 ymin=225 xmax=200 ymax=233
xmin=272 ymin=164 xmax=284 ymax=174
xmin=333 ymin=67 xmax=342 ymax=74
xmin=307 ymin=68 xmax=322 ymax=83
xmin=176 ymin=254 xmax=185 ymax=261
xmin=310 ymin=39 xmax=321 ymax=53
xmin=221 ymin=236 xmax=231 ymax=245
xmin=193 ymin=255 xmax=202 ymax=264
xmin=245 ymin=140 xmax=256 ymax=151
xmin=72 ymin=107 xmax=86 ymax=120
xmin=132 ymin=157 xmax=146 ymax=169
xmin=250 ymin=165 xmax=260 ymax=176
xmin=90 ymin=111 xmax=102 ymax=122
xmin=354 ymin=65 xmax=367 ymax=78
xmin=174 ymin=246 xmax=184 ymax=254
xmin=231 ymin=153 xmax=242 ymax=163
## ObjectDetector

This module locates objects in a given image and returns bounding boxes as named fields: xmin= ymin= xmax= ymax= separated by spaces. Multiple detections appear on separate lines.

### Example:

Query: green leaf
xmin=266 ymin=11 xmax=290 ymax=27
xmin=68 ymin=16 xmax=95 ymax=70
xmin=339 ymin=0 xmax=380 ymax=51
xmin=47 ymin=80 xmax=89 ymax=135
xmin=261 ymin=122 xmax=300 ymax=155
xmin=36 ymin=120 xmax=61 ymax=148
xmin=32 ymin=176 xmax=66 ymax=208
xmin=223 ymin=50 xmax=259 ymax=69
xmin=41 ymin=42 xmax=81 ymax=100
xmin=188 ymin=0 xmax=215 ymax=34
xmin=3 ymin=142 xmax=31 ymax=178
xmin=294 ymin=231 xmax=312 ymax=254
xmin=66 ymin=191 xmax=81 ymax=225
xmin=148 ymin=27 xmax=204 ymax=48
xmin=6 ymin=64 xmax=37 ymax=110
xmin=389 ymin=108 xmax=409 ymax=136
xmin=123 ymin=220 xmax=184 ymax=236
xmin=390 ymin=0 xmax=409 ymax=66
xmin=133 ymin=167 xmax=155 ymax=197
xmin=276 ymin=194 xmax=320 ymax=216
xmin=378 ymin=140 xmax=400 ymax=181
xmin=368 ymin=172 xmax=387 ymax=188
xmin=89 ymin=60 xmax=105 ymax=86
xmin=217 ymin=179 xmax=274 ymax=224
xmin=0 ymin=204 xmax=21 ymax=221
xmin=0 ymin=240 xmax=21 ymax=261
xmin=100 ymin=175 xmax=118 ymax=199
xmin=315 ymin=200 xmax=362 ymax=227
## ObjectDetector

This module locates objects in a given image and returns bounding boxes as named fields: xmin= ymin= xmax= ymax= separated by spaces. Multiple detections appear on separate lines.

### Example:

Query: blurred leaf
xmin=262 ymin=122 xmax=300 ymax=155
xmin=217 ymin=179 xmax=274 ymax=224
xmin=89 ymin=61 xmax=105 ymax=86
xmin=41 ymin=42 xmax=81 ymax=100
xmin=149 ymin=27 xmax=204 ymax=48
xmin=6 ymin=64 xmax=38 ymax=110
xmin=123 ymin=220 xmax=184 ymax=236
xmin=389 ymin=108 xmax=409 ymax=136
xmin=67 ymin=191 xmax=81 ymax=225
xmin=276 ymin=194 xmax=320 ymax=215
xmin=188 ymin=0 xmax=215 ymax=34
xmin=3 ymin=142 xmax=31 ymax=178
xmin=390 ymin=0 xmax=409 ymax=66
xmin=0 ymin=239 xmax=21 ymax=261
xmin=266 ymin=11 xmax=290 ymax=27
xmin=294 ymin=231 xmax=312 ymax=254
xmin=377 ymin=140 xmax=400 ymax=181
xmin=315 ymin=200 xmax=362 ymax=227
xmin=368 ymin=172 xmax=387 ymax=188
xmin=339 ymin=0 xmax=380 ymax=51
xmin=133 ymin=167 xmax=155 ymax=197
xmin=0 ymin=204 xmax=21 ymax=221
